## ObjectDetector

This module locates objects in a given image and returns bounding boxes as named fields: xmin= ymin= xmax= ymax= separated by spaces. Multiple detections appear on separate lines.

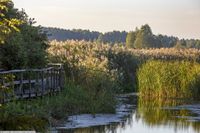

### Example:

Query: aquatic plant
xmin=137 ymin=60 xmax=200 ymax=99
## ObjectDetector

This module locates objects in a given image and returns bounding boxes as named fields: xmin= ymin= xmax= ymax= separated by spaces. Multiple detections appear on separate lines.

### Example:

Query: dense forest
xmin=44 ymin=25 xmax=200 ymax=48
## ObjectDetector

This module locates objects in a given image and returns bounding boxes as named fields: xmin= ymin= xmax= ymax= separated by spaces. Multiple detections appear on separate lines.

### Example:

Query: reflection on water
xmin=137 ymin=97 xmax=200 ymax=133
xmin=57 ymin=95 xmax=200 ymax=133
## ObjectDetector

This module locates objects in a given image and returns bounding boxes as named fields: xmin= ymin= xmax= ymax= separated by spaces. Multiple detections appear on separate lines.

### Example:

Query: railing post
xmin=41 ymin=70 xmax=44 ymax=97
xmin=61 ymin=66 xmax=65 ymax=90
xmin=55 ymin=68 xmax=59 ymax=92
xmin=50 ymin=68 xmax=53 ymax=94
xmin=0 ymin=74 xmax=5 ymax=104
xmin=29 ymin=71 xmax=32 ymax=98
xmin=59 ymin=68 xmax=61 ymax=91
xmin=36 ymin=71 xmax=39 ymax=97
xmin=46 ymin=69 xmax=50 ymax=94
xmin=3 ymin=74 xmax=5 ymax=103
xmin=19 ymin=72 xmax=23 ymax=99
xmin=53 ymin=68 xmax=56 ymax=93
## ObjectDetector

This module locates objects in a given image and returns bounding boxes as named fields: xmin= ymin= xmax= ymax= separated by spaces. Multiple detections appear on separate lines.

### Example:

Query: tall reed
xmin=137 ymin=60 xmax=200 ymax=99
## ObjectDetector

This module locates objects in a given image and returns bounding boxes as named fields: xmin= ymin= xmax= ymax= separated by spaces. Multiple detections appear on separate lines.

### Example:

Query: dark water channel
xmin=54 ymin=94 xmax=200 ymax=133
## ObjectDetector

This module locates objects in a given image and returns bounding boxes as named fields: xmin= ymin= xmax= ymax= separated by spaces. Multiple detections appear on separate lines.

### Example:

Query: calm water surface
xmin=56 ymin=94 xmax=200 ymax=133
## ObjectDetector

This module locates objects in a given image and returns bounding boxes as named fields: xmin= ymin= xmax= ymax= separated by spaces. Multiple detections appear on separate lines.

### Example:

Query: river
xmin=54 ymin=93 xmax=200 ymax=133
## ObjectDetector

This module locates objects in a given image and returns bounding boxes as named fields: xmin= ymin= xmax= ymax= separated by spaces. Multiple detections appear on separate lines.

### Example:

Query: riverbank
xmin=53 ymin=94 xmax=200 ymax=133
xmin=55 ymin=93 xmax=137 ymax=132
xmin=0 ymin=81 xmax=116 ymax=131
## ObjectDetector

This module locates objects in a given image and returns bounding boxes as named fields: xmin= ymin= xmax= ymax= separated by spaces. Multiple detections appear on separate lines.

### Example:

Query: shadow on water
xmin=56 ymin=94 xmax=200 ymax=133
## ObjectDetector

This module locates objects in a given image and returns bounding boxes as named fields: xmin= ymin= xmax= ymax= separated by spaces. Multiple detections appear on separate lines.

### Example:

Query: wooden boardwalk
xmin=0 ymin=64 xmax=65 ymax=103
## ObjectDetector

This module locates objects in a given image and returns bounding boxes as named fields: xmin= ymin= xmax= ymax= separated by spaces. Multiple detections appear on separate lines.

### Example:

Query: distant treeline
xmin=43 ymin=25 xmax=200 ymax=48
xmin=42 ymin=27 xmax=127 ymax=44
xmin=126 ymin=24 xmax=200 ymax=49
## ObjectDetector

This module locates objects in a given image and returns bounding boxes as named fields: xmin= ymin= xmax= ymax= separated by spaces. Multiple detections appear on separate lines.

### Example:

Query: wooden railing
xmin=0 ymin=64 xmax=65 ymax=103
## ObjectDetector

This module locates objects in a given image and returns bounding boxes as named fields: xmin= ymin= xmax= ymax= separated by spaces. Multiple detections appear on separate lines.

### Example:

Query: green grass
xmin=137 ymin=60 xmax=200 ymax=99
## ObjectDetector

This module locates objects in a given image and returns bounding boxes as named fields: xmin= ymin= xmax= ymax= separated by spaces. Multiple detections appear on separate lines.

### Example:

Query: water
xmin=55 ymin=94 xmax=200 ymax=133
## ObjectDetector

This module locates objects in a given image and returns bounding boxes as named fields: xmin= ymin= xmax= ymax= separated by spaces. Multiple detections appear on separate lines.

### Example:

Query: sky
xmin=12 ymin=0 xmax=200 ymax=39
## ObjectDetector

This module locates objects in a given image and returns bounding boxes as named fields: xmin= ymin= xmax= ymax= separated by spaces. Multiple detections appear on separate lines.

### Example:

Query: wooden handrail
xmin=0 ymin=67 xmax=56 ymax=74
xmin=0 ymin=63 xmax=65 ymax=103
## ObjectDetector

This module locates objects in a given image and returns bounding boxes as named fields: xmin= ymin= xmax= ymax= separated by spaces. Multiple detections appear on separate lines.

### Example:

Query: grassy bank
xmin=138 ymin=60 xmax=200 ymax=99
xmin=0 ymin=81 xmax=116 ymax=131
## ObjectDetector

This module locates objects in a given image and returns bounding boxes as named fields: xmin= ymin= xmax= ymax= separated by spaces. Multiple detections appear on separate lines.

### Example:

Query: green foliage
xmin=126 ymin=31 xmax=136 ymax=48
xmin=138 ymin=60 xmax=200 ymax=99
xmin=0 ymin=2 xmax=48 ymax=69
xmin=43 ymin=27 xmax=101 ymax=42
xmin=0 ymin=81 xmax=116 ymax=131
xmin=0 ymin=74 xmax=15 ymax=103
xmin=175 ymin=39 xmax=187 ymax=48
xmin=106 ymin=47 xmax=139 ymax=92
xmin=0 ymin=32 xmax=27 ymax=69
xmin=48 ymin=40 xmax=139 ymax=93
xmin=97 ymin=31 xmax=127 ymax=44
xmin=44 ymin=27 xmax=128 ymax=44
xmin=133 ymin=24 xmax=158 ymax=48
xmin=19 ymin=24 xmax=48 ymax=68
xmin=0 ymin=0 xmax=22 ymax=44
xmin=157 ymin=34 xmax=177 ymax=48
xmin=1 ymin=115 xmax=48 ymax=131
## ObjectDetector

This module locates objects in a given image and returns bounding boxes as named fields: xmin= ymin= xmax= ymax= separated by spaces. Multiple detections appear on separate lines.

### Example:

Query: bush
xmin=106 ymin=47 xmax=139 ymax=92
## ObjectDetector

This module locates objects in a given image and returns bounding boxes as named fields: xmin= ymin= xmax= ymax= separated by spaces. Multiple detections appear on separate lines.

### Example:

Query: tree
xmin=97 ymin=31 xmax=127 ymax=44
xmin=0 ymin=0 xmax=22 ymax=44
xmin=174 ymin=40 xmax=187 ymax=49
xmin=157 ymin=35 xmax=178 ymax=48
xmin=126 ymin=31 xmax=136 ymax=48
xmin=134 ymin=24 xmax=157 ymax=48
xmin=0 ymin=1 xmax=48 ymax=70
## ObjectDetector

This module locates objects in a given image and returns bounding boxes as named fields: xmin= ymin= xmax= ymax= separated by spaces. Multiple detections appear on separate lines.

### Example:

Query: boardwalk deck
xmin=0 ymin=64 xmax=65 ymax=103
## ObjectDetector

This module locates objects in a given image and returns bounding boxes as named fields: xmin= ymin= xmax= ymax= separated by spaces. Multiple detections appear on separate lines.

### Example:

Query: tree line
xmin=44 ymin=25 xmax=200 ymax=49
xmin=43 ymin=27 xmax=127 ymax=44
xmin=126 ymin=24 xmax=200 ymax=49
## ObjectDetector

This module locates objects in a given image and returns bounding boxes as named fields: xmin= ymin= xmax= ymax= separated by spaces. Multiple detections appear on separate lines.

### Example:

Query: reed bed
xmin=137 ymin=60 xmax=200 ymax=99
xmin=130 ymin=48 xmax=200 ymax=62
xmin=48 ymin=40 xmax=139 ymax=92
xmin=48 ymin=40 xmax=200 ymax=93
xmin=48 ymin=40 xmax=200 ymax=63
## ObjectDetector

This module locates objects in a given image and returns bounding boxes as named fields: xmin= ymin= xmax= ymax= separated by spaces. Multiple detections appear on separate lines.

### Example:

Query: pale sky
xmin=13 ymin=0 xmax=200 ymax=39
